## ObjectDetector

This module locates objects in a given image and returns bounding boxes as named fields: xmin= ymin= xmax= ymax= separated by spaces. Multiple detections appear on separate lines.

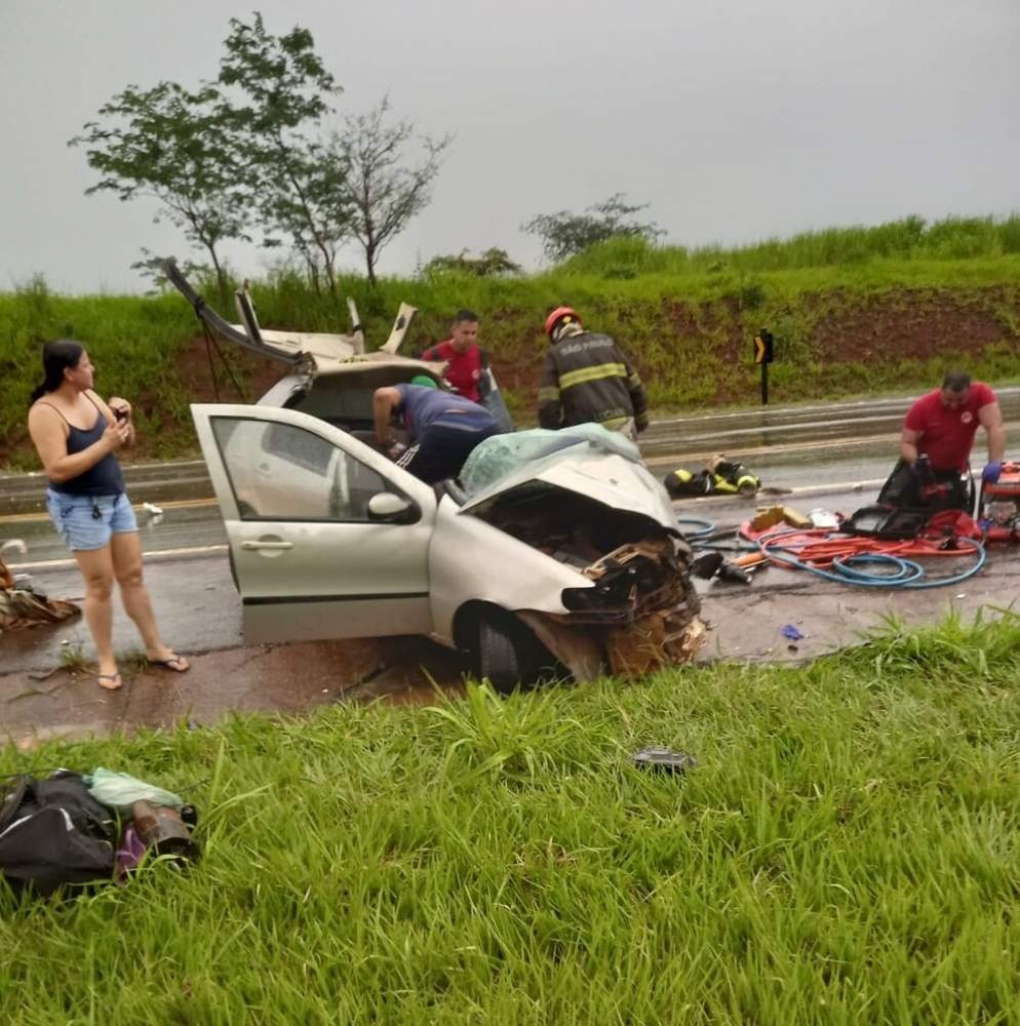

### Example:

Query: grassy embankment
xmin=3 ymin=614 xmax=1020 ymax=1021
xmin=2 ymin=214 xmax=1020 ymax=469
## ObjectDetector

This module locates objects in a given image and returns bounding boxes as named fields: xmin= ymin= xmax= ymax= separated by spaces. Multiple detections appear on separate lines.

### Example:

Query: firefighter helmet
xmin=544 ymin=306 xmax=582 ymax=340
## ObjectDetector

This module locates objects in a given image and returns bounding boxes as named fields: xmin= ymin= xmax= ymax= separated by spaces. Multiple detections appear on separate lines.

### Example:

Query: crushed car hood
xmin=460 ymin=444 xmax=681 ymax=534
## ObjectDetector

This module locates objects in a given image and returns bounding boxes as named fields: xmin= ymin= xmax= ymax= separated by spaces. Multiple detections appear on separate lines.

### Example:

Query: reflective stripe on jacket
xmin=538 ymin=332 xmax=649 ymax=432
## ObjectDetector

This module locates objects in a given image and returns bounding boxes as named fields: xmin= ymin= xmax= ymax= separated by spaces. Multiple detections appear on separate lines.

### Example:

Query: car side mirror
xmin=367 ymin=492 xmax=418 ymax=524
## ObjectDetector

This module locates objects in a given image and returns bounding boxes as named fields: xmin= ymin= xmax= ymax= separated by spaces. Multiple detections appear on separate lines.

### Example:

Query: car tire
xmin=478 ymin=612 xmax=522 ymax=694
xmin=477 ymin=610 xmax=551 ymax=696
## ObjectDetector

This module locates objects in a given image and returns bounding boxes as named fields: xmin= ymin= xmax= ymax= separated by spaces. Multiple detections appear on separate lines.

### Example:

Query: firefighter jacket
xmin=538 ymin=331 xmax=649 ymax=432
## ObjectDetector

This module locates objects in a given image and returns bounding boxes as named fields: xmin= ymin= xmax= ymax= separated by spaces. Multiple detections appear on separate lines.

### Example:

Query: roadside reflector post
xmin=753 ymin=328 xmax=774 ymax=406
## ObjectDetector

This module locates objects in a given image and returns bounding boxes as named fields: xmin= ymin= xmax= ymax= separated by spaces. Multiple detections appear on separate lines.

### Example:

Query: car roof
xmin=163 ymin=257 xmax=446 ymax=383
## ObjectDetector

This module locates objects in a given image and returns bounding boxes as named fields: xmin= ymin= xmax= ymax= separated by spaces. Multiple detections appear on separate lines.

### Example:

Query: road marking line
xmin=142 ymin=498 xmax=219 ymax=510
xmin=672 ymin=479 xmax=886 ymax=507
xmin=0 ymin=497 xmax=219 ymax=525
xmin=9 ymin=544 xmax=229 ymax=572
xmin=644 ymin=434 xmax=900 ymax=467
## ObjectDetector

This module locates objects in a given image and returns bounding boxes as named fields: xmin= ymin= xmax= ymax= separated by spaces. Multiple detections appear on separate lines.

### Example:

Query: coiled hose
xmin=675 ymin=517 xmax=986 ymax=589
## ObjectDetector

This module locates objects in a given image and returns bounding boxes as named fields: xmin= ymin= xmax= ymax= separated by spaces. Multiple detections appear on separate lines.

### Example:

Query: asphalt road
xmin=6 ymin=390 xmax=1020 ymax=743
xmin=4 ymin=452 xmax=1006 ymax=568
xmin=8 ymin=388 xmax=1019 ymax=566
xmin=3 ymin=390 xmax=1019 ymax=677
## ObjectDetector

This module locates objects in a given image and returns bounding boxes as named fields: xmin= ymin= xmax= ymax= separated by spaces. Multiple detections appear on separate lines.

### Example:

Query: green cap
xmin=410 ymin=374 xmax=438 ymax=388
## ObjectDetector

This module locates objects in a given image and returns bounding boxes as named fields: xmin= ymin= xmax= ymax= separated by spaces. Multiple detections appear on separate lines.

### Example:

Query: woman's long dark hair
xmin=29 ymin=340 xmax=84 ymax=404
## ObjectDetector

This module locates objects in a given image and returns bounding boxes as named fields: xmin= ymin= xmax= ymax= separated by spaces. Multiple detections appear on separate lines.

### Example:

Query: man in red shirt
xmin=421 ymin=309 xmax=487 ymax=404
xmin=879 ymin=371 xmax=1006 ymax=509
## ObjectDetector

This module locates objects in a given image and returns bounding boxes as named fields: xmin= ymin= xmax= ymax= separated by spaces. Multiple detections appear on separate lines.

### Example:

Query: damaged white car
xmin=167 ymin=261 xmax=704 ymax=690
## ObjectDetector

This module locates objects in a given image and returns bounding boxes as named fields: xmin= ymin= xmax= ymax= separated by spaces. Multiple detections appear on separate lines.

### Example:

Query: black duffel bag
xmin=0 ymin=770 xmax=117 ymax=896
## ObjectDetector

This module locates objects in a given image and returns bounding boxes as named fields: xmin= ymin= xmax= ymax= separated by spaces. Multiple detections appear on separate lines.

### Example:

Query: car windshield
xmin=459 ymin=424 xmax=641 ymax=498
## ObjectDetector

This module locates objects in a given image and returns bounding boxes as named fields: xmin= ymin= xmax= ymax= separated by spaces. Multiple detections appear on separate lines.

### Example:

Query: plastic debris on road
xmin=808 ymin=508 xmax=840 ymax=529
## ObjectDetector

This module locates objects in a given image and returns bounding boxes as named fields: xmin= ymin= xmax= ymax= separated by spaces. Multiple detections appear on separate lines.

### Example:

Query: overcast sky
xmin=1 ymin=0 xmax=1018 ymax=293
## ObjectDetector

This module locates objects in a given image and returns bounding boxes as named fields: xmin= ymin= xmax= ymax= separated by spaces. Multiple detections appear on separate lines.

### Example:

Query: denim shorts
xmin=45 ymin=489 xmax=138 ymax=552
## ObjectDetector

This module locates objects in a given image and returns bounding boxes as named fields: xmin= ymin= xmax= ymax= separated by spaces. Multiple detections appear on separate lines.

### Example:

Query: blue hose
xmin=677 ymin=515 xmax=987 ymax=589
xmin=759 ymin=533 xmax=987 ymax=589
xmin=676 ymin=518 xmax=759 ymax=551
xmin=674 ymin=517 xmax=717 ymax=541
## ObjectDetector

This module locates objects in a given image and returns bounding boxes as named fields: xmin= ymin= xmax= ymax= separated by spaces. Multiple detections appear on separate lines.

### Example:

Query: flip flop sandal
xmin=146 ymin=654 xmax=190 ymax=673
xmin=96 ymin=672 xmax=123 ymax=691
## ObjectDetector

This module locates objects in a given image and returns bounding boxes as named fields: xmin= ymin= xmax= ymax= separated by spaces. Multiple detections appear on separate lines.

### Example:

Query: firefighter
xmin=538 ymin=307 xmax=649 ymax=440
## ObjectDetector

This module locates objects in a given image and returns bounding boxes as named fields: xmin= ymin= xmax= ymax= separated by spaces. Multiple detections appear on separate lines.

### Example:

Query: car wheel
xmin=477 ymin=610 xmax=552 ymax=695
xmin=478 ymin=612 xmax=521 ymax=694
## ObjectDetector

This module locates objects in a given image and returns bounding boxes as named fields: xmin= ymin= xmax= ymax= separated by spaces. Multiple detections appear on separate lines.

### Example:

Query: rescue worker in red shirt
xmin=421 ymin=309 xmax=489 ymax=404
xmin=878 ymin=371 xmax=1006 ymax=510
xmin=538 ymin=306 xmax=649 ymax=440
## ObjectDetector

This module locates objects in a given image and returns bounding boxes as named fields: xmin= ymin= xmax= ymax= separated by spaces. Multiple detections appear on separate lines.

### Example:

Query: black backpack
xmin=0 ymin=771 xmax=117 ymax=896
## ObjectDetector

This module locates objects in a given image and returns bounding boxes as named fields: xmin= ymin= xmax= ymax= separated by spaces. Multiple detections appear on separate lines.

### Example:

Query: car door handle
xmin=241 ymin=540 xmax=294 ymax=551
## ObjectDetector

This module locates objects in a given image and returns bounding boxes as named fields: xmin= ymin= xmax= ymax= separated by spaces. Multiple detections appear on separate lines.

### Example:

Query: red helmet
xmin=544 ymin=306 xmax=582 ymax=339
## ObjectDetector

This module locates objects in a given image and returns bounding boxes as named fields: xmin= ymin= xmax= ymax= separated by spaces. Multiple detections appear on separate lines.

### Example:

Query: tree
xmin=217 ymin=14 xmax=348 ymax=296
xmin=69 ymin=82 xmax=249 ymax=300
xmin=422 ymin=247 xmax=522 ymax=278
xmin=523 ymin=193 xmax=664 ymax=263
xmin=130 ymin=247 xmax=222 ymax=296
xmin=252 ymin=137 xmax=353 ymax=298
xmin=71 ymin=14 xmax=452 ymax=296
xmin=335 ymin=100 xmax=452 ymax=287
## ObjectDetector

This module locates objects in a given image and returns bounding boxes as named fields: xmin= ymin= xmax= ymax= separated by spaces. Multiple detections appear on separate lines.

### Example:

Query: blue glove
xmin=982 ymin=461 xmax=1003 ymax=484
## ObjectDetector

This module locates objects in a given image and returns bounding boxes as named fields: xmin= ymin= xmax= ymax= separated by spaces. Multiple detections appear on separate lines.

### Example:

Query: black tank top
xmin=43 ymin=394 xmax=126 ymax=497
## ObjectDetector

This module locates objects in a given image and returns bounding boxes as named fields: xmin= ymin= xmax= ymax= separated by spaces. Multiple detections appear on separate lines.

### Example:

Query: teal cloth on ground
xmin=85 ymin=767 xmax=184 ymax=813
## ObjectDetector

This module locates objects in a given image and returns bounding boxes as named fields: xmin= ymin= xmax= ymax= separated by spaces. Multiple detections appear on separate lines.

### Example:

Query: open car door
xmin=191 ymin=403 xmax=437 ymax=644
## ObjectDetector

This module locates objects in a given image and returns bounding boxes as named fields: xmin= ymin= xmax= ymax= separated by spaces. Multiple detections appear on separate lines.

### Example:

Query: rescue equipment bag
xmin=841 ymin=505 xmax=982 ymax=543
xmin=877 ymin=457 xmax=973 ymax=514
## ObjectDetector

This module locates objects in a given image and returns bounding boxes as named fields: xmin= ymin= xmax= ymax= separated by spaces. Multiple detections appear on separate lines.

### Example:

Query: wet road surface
xmin=4 ymin=390 xmax=1020 ymax=744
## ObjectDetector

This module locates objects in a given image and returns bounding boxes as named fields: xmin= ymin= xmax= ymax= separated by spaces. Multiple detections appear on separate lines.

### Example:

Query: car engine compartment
xmin=470 ymin=482 xmax=706 ymax=678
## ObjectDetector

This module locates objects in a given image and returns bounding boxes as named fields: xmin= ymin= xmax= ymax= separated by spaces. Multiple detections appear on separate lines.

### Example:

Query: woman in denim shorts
xmin=26 ymin=341 xmax=189 ymax=690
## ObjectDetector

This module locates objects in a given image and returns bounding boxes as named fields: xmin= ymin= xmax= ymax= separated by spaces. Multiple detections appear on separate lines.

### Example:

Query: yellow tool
xmin=751 ymin=505 xmax=811 ymax=531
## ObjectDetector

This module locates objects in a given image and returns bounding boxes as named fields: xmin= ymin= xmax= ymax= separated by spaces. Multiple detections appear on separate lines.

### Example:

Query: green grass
xmin=0 ymin=278 xmax=201 ymax=469
xmin=560 ymin=214 xmax=1020 ymax=277
xmin=4 ymin=612 xmax=1020 ymax=1023
xmin=3 ymin=214 xmax=1020 ymax=470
